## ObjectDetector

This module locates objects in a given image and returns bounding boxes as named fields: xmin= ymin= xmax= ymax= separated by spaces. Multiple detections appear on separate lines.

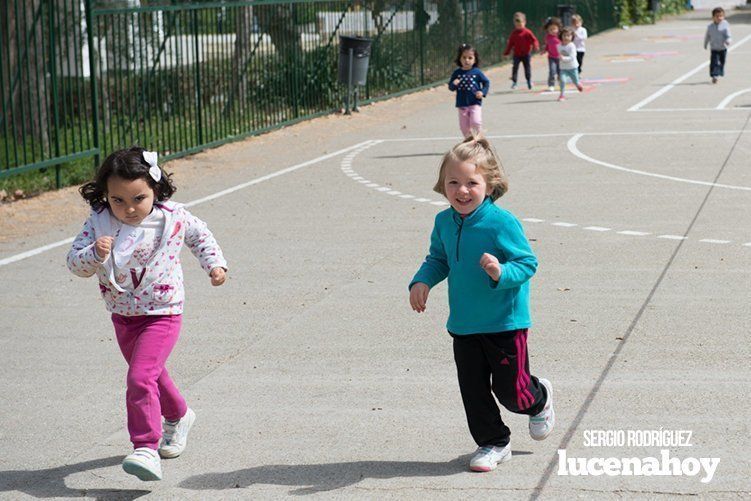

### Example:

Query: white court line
xmin=378 ymin=129 xmax=751 ymax=143
xmin=376 ymin=133 xmax=573 ymax=142
xmin=618 ymin=230 xmax=651 ymax=236
xmin=567 ymin=134 xmax=751 ymax=191
xmin=584 ymin=226 xmax=611 ymax=232
xmin=716 ymin=88 xmax=751 ymax=110
xmin=700 ymin=238 xmax=731 ymax=244
xmin=628 ymin=32 xmax=751 ymax=112
xmin=0 ymin=140 xmax=376 ymax=269
xmin=658 ymin=235 xmax=688 ymax=240
xmin=635 ymin=108 xmax=748 ymax=112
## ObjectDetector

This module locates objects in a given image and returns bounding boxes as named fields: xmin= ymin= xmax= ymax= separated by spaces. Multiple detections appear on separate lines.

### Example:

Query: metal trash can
xmin=338 ymin=36 xmax=372 ymax=86
xmin=557 ymin=4 xmax=576 ymax=27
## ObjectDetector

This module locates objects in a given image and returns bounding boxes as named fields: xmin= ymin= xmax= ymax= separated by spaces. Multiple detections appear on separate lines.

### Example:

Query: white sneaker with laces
xmin=469 ymin=443 xmax=512 ymax=472
xmin=122 ymin=447 xmax=162 ymax=481
xmin=159 ymin=408 xmax=196 ymax=459
xmin=529 ymin=378 xmax=555 ymax=440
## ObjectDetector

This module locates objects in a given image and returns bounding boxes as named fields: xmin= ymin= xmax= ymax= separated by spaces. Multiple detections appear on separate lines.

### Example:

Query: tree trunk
xmin=231 ymin=5 xmax=253 ymax=111
xmin=256 ymin=4 xmax=302 ymax=62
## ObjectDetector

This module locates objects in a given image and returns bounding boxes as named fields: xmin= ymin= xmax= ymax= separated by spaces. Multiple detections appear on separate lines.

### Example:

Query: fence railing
xmin=1 ymin=0 xmax=617 ymax=188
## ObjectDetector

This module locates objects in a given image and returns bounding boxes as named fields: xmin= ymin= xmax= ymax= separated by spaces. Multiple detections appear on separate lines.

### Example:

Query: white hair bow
xmin=143 ymin=150 xmax=162 ymax=182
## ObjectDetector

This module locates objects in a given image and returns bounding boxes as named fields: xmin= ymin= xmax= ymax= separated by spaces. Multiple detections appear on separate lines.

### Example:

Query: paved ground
xmin=1 ymin=7 xmax=750 ymax=500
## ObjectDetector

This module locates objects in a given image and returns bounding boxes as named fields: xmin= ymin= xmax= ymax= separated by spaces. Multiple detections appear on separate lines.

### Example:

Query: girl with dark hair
xmin=67 ymin=147 xmax=228 ymax=481
xmin=448 ymin=44 xmax=490 ymax=137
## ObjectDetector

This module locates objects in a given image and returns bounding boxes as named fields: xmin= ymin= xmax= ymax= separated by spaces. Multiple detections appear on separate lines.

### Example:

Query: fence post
xmin=85 ymin=0 xmax=100 ymax=170
xmin=191 ymin=9 xmax=203 ymax=146
xmin=47 ymin=0 xmax=61 ymax=187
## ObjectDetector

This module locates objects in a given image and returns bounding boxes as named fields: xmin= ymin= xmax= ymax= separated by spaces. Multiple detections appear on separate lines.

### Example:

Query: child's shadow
xmin=180 ymin=451 xmax=532 ymax=495
xmin=0 ymin=456 xmax=149 ymax=500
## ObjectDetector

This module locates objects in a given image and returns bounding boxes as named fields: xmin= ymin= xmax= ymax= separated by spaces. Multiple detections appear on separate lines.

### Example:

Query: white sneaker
xmin=469 ymin=443 xmax=512 ymax=472
xmin=529 ymin=378 xmax=555 ymax=440
xmin=122 ymin=447 xmax=162 ymax=481
xmin=547 ymin=85 xmax=555 ymax=92
xmin=159 ymin=408 xmax=196 ymax=459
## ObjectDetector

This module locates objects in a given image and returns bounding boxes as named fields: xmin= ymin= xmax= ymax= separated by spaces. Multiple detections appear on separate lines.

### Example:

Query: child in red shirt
xmin=503 ymin=12 xmax=539 ymax=90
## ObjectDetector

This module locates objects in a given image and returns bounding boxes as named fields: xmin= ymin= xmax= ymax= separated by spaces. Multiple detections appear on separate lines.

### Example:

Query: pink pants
xmin=458 ymin=105 xmax=482 ymax=137
xmin=112 ymin=314 xmax=187 ymax=450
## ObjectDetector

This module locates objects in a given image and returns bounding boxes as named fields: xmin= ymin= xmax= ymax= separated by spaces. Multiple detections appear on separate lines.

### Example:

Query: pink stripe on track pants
xmin=112 ymin=314 xmax=187 ymax=450
xmin=458 ymin=105 xmax=482 ymax=138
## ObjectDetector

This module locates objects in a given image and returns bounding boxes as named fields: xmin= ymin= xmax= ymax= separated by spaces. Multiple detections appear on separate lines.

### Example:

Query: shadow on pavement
xmin=180 ymin=452 xmax=532 ymax=495
xmin=0 ymin=456 xmax=150 ymax=500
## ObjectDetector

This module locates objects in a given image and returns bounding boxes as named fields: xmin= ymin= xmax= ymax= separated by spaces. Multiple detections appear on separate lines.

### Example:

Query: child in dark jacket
xmin=448 ymin=44 xmax=490 ymax=138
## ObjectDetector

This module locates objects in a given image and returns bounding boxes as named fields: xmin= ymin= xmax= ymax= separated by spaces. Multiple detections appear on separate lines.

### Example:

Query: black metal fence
xmin=1 ymin=0 xmax=617 ymax=189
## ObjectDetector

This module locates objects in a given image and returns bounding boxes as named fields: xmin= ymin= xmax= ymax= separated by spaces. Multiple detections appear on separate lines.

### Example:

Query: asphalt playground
xmin=1 ymin=6 xmax=750 ymax=500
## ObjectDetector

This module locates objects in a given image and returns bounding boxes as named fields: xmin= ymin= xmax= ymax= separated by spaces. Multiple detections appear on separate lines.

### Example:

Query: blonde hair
xmin=513 ymin=12 xmax=526 ymax=23
xmin=433 ymin=134 xmax=508 ymax=201
xmin=572 ymin=14 xmax=583 ymax=24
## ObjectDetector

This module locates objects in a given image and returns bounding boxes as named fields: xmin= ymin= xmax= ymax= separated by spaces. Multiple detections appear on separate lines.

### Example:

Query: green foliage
xmin=617 ymin=0 xmax=687 ymax=25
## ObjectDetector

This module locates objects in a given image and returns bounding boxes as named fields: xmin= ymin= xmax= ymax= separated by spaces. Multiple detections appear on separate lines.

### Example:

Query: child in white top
xmin=557 ymin=27 xmax=583 ymax=101
xmin=572 ymin=14 xmax=587 ymax=73
xmin=67 ymin=147 xmax=227 ymax=481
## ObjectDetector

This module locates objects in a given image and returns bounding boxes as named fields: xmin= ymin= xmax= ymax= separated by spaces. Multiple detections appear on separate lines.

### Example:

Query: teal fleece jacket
xmin=409 ymin=197 xmax=537 ymax=335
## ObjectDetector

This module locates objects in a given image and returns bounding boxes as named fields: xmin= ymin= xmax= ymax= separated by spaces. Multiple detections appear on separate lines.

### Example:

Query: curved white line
xmin=716 ymin=88 xmax=751 ymax=110
xmin=567 ymin=134 xmax=751 ymax=191
xmin=628 ymin=32 xmax=751 ymax=112
xmin=0 ymin=140 xmax=377 ymax=268
xmin=343 ymin=140 xmax=749 ymax=247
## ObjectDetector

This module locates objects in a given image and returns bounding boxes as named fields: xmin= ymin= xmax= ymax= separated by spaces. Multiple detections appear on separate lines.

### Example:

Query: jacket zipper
xmin=455 ymin=218 xmax=464 ymax=262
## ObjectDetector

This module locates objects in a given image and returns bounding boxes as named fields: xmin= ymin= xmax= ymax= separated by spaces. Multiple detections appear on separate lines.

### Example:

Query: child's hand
xmin=409 ymin=282 xmax=430 ymax=313
xmin=453 ymin=78 xmax=460 ymax=86
xmin=210 ymin=267 xmax=226 ymax=286
xmin=475 ymin=91 xmax=483 ymax=99
xmin=95 ymin=236 xmax=114 ymax=261
xmin=479 ymin=253 xmax=501 ymax=282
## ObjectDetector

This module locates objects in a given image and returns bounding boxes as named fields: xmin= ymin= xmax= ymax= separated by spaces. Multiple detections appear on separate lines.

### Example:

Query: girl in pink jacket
xmin=67 ymin=147 xmax=227 ymax=482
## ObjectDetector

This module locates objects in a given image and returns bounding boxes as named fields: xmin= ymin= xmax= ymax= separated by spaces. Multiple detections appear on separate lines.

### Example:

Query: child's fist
xmin=95 ymin=236 xmax=114 ymax=260
xmin=409 ymin=282 xmax=430 ymax=313
xmin=210 ymin=267 xmax=226 ymax=286
xmin=453 ymin=78 xmax=460 ymax=86
xmin=479 ymin=253 xmax=501 ymax=282
xmin=475 ymin=91 xmax=483 ymax=99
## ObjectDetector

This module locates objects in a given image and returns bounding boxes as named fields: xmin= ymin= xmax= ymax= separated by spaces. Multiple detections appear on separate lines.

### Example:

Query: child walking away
xmin=449 ymin=44 xmax=490 ymax=138
xmin=503 ymin=12 xmax=539 ymax=90
xmin=408 ymin=134 xmax=554 ymax=473
xmin=558 ymin=27 xmax=584 ymax=101
xmin=542 ymin=17 xmax=562 ymax=92
xmin=67 ymin=147 xmax=227 ymax=481
xmin=572 ymin=14 xmax=587 ymax=74
xmin=704 ymin=7 xmax=731 ymax=83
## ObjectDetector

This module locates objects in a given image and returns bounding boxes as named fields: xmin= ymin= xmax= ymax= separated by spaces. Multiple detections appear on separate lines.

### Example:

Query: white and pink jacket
xmin=67 ymin=201 xmax=227 ymax=316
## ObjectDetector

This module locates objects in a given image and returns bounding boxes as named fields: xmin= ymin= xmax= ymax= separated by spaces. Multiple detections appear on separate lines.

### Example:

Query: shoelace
xmin=163 ymin=421 xmax=179 ymax=444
